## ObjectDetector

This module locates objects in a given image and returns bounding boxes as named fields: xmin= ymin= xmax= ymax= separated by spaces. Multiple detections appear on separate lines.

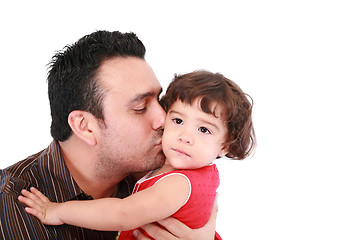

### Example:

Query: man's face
xmin=94 ymin=57 xmax=166 ymax=178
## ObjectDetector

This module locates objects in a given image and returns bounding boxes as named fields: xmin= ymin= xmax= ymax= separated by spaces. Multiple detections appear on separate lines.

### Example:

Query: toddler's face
xmin=162 ymin=98 xmax=228 ymax=169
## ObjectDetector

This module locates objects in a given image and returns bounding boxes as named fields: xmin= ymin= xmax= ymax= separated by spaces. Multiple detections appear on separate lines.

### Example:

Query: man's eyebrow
xmin=128 ymin=88 xmax=163 ymax=106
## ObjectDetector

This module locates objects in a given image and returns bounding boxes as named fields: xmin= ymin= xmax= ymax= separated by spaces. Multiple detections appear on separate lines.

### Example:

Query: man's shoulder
xmin=1 ymin=151 xmax=43 ymax=199
xmin=1 ymin=173 xmax=28 ymax=198
xmin=0 ymin=163 xmax=51 ymax=240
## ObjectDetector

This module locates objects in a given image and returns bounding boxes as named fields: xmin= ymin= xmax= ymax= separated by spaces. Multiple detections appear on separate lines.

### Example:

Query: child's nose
xmin=178 ymin=132 xmax=194 ymax=145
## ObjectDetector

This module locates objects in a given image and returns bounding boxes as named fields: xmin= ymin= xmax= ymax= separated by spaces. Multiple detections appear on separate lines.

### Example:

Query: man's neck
xmin=59 ymin=138 xmax=123 ymax=199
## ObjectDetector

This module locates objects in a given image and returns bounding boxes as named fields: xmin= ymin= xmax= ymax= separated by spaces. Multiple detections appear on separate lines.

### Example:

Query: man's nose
xmin=152 ymin=103 xmax=166 ymax=130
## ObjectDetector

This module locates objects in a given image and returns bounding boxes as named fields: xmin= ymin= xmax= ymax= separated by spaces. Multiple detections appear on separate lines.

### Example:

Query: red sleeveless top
xmin=118 ymin=164 xmax=222 ymax=239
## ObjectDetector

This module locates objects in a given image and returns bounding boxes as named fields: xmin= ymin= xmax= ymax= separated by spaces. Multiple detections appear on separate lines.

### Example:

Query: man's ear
xmin=68 ymin=110 xmax=97 ymax=146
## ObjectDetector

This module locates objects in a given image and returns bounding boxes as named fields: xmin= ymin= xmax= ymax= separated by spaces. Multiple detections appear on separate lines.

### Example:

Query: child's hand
xmin=18 ymin=187 xmax=64 ymax=225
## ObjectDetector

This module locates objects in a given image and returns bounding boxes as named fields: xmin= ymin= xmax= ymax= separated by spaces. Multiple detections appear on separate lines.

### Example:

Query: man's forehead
xmin=98 ymin=57 xmax=161 ymax=95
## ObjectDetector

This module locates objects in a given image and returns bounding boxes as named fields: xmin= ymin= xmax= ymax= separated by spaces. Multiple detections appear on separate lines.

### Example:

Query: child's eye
xmin=172 ymin=118 xmax=183 ymax=125
xmin=199 ymin=126 xmax=211 ymax=134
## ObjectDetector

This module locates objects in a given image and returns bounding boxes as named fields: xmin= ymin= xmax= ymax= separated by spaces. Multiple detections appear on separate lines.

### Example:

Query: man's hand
xmin=134 ymin=194 xmax=218 ymax=240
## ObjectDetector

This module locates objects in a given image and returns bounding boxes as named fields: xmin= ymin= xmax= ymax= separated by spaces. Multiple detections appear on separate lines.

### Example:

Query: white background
xmin=1 ymin=1 xmax=359 ymax=239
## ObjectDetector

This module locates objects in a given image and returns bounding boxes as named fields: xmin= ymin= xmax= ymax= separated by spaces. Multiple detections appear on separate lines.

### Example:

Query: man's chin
xmin=150 ymin=151 xmax=165 ymax=170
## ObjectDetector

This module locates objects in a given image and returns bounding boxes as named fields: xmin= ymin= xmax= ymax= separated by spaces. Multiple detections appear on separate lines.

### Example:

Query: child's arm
xmin=18 ymin=174 xmax=190 ymax=231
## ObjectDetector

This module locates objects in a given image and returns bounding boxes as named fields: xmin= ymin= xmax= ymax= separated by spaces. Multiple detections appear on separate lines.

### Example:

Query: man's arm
xmin=134 ymin=194 xmax=218 ymax=240
xmin=0 ymin=192 xmax=50 ymax=239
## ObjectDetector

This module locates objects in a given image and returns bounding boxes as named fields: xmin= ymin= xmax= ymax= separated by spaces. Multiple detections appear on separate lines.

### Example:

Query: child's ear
xmin=218 ymin=145 xmax=229 ymax=158
xmin=68 ymin=110 xmax=97 ymax=146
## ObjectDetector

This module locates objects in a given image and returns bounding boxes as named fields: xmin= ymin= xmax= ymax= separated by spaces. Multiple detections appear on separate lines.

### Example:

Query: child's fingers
xmin=18 ymin=196 xmax=46 ymax=221
xmin=20 ymin=189 xmax=42 ymax=204
xmin=24 ymin=207 xmax=44 ymax=221
xmin=30 ymin=187 xmax=50 ymax=203
xmin=24 ymin=206 xmax=38 ymax=215
xmin=20 ymin=189 xmax=33 ymax=198
xmin=20 ymin=188 xmax=49 ymax=207
xmin=18 ymin=195 xmax=39 ymax=210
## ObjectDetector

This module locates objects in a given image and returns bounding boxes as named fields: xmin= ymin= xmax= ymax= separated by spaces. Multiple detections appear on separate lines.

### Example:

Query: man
xmin=0 ymin=31 xmax=217 ymax=239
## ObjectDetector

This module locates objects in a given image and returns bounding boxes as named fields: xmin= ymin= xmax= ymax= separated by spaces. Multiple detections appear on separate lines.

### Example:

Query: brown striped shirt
xmin=0 ymin=141 xmax=136 ymax=240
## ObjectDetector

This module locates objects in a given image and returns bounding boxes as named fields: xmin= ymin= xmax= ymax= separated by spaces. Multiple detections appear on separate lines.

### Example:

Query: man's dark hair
xmin=47 ymin=30 xmax=146 ymax=141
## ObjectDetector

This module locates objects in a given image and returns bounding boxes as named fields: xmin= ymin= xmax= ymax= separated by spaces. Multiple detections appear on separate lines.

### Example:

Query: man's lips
xmin=155 ymin=140 xmax=162 ymax=147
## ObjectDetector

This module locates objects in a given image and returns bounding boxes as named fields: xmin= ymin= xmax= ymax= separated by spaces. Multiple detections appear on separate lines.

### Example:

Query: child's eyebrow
xmin=168 ymin=109 xmax=182 ymax=115
xmin=197 ymin=117 xmax=220 ymax=131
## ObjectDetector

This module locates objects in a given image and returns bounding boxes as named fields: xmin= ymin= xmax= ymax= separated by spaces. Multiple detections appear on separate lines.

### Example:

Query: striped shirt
xmin=0 ymin=141 xmax=136 ymax=240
